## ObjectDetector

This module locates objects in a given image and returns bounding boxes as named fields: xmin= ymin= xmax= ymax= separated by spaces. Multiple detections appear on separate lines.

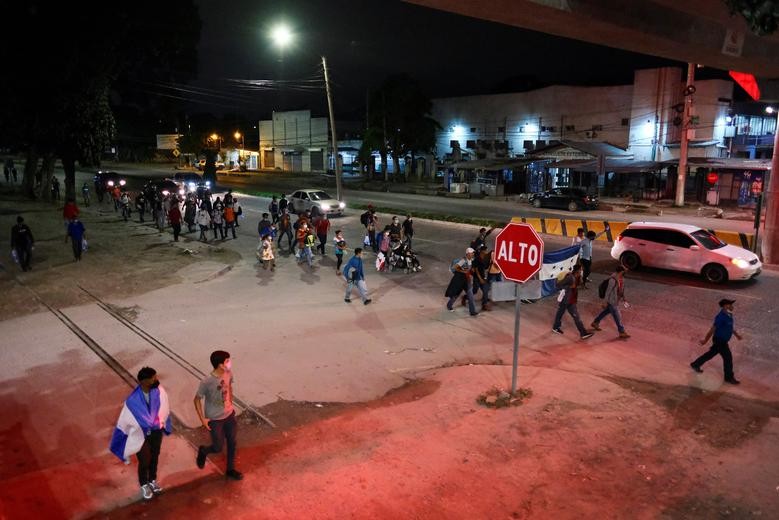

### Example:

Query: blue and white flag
xmin=109 ymin=385 xmax=172 ymax=463
xmin=538 ymin=245 xmax=581 ymax=297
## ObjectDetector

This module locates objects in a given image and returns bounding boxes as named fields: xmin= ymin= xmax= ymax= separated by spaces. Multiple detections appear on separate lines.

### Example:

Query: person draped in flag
xmin=109 ymin=367 xmax=172 ymax=501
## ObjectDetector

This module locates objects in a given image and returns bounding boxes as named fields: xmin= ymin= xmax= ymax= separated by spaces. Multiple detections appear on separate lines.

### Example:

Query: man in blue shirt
xmin=690 ymin=299 xmax=742 ymax=384
xmin=343 ymin=248 xmax=371 ymax=305
xmin=66 ymin=217 xmax=86 ymax=261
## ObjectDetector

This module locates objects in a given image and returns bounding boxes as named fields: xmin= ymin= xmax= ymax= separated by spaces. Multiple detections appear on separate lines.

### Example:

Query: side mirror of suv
xmin=689 ymin=245 xmax=700 ymax=251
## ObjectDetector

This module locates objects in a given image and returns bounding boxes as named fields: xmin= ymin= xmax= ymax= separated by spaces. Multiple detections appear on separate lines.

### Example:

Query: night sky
xmin=188 ymin=0 xmax=726 ymax=120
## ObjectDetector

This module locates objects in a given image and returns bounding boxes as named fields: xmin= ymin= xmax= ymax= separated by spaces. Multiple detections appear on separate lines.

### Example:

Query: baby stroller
xmin=387 ymin=240 xmax=422 ymax=273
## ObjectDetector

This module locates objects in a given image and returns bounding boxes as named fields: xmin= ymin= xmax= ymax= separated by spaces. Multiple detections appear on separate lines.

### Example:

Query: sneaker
xmin=690 ymin=363 xmax=703 ymax=373
xmin=363 ymin=299 xmax=372 ymax=305
xmin=580 ymin=333 xmax=594 ymax=340
xmin=470 ymin=312 xmax=479 ymax=317
xmin=196 ymin=446 xmax=206 ymax=469
xmin=618 ymin=332 xmax=631 ymax=339
xmin=724 ymin=377 xmax=741 ymax=385
xmin=344 ymin=298 xmax=351 ymax=303
xmin=590 ymin=322 xmax=602 ymax=331
xmin=226 ymin=469 xmax=244 ymax=481
xmin=446 ymin=306 xmax=454 ymax=312
xmin=141 ymin=484 xmax=154 ymax=500
xmin=551 ymin=328 xmax=563 ymax=335
xmin=149 ymin=480 xmax=163 ymax=494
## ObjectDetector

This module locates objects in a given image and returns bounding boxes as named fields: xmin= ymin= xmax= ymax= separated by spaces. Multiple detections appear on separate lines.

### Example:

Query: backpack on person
xmin=449 ymin=258 xmax=460 ymax=273
xmin=598 ymin=277 xmax=610 ymax=299
xmin=360 ymin=211 xmax=371 ymax=227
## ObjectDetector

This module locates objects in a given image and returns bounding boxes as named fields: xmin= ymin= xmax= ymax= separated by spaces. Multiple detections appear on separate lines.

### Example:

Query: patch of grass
xmin=351 ymin=203 xmax=507 ymax=229
xmin=477 ymin=386 xmax=533 ymax=408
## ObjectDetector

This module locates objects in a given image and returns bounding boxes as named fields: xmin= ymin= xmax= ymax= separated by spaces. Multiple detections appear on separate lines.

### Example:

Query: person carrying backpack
xmin=590 ymin=266 xmax=630 ymax=339
xmin=445 ymin=248 xmax=478 ymax=316
xmin=551 ymin=263 xmax=593 ymax=340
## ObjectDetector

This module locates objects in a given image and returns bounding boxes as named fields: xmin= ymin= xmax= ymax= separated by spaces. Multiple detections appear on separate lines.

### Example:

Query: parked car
xmin=288 ymin=189 xmax=345 ymax=216
xmin=611 ymin=222 xmax=761 ymax=283
xmin=528 ymin=188 xmax=598 ymax=211
xmin=93 ymin=170 xmax=126 ymax=191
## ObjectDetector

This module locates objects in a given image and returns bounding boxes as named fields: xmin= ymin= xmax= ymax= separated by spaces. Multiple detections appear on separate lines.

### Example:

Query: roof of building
xmin=662 ymin=157 xmax=772 ymax=170
xmin=527 ymin=140 xmax=632 ymax=158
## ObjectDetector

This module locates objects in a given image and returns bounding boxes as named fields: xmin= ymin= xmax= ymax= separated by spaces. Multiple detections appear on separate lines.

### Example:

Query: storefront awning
xmin=662 ymin=157 xmax=771 ymax=170
xmin=550 ymin=158 xmax=661 ymax=173
xmin=449 ymin=158 xmax=532 ymax=170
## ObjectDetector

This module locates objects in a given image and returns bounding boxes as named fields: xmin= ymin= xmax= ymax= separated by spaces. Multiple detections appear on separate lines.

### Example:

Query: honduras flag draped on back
xmin=538 ymin=245 xmax=581 ymax=297
xmin=110 ymin=385 xmax=172 ymax=463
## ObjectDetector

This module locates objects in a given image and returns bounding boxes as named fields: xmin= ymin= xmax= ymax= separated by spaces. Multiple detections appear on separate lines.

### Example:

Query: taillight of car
xmin=616 ymin=234 xmax=624 ymax=242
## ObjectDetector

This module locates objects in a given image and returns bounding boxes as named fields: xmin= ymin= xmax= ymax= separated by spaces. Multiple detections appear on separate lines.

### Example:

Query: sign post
xmin=493 ymin=223 xmax=544 ymax=394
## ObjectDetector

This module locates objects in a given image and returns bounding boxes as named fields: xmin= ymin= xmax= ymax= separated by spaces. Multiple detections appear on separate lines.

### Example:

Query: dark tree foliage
xmin=0 ymin=2 xmax=201 ymax=199
xmin=725 ymin=0 xmax=779 ymax=36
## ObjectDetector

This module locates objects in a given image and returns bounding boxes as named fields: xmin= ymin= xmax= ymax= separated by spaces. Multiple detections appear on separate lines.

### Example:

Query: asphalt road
xmin=75 ymin=164 xmax=755 ymax=232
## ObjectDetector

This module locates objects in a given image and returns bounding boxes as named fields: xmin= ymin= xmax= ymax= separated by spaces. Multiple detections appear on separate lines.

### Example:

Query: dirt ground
xmin=0 ymin=189 xmax=241 ymax=319
xmin=85 ymin=365 xmax=778 ymax=520
xmin=2 ymin=187 xmax=777 ymax=519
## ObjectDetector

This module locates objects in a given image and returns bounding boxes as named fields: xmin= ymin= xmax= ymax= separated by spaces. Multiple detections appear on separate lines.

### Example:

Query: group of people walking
xmin=111 ymin=350 xmax=243 ymax=501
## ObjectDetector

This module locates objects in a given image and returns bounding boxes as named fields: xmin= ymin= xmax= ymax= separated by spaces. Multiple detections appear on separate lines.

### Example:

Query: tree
xmin=0 ymin=2 xmax=201 ymax=199
xmin=365 ymin=75 xmax=440 ymax=183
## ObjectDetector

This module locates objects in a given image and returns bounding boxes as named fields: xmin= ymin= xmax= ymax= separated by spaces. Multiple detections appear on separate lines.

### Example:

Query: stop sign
xmin=493 ymin=223 xmax=544 ymax=283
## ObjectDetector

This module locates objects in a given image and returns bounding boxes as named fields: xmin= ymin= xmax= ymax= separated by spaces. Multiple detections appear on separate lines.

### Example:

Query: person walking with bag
xmin=65 ymin=216 xmax=86 ymax=262
xmin=445 ymin=247 xmax=478 ymax=316
xmin=590 ymin=265 xmax=630 ymax=338
xmin=10 ymin=215 xmax=34 ymax=271
xmin=690 ymin=299 xmax=742 ymax=385
xmin=551 ymin=263 xmax=593 ymax=340
xmin=343 ymin=248 xmax=371 ymax=304
xmin=333 ymin=229 xmax=347 ymax=275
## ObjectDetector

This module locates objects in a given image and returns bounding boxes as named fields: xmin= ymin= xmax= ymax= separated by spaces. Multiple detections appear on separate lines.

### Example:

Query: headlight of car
xmin=205 ymin=181 xmax=211 ymax=187
xmin=107 ymin=180 xmax=114 ymax=187
xmin=339 ymin=202 xmax=345 ymax=209
xmin=188 ymin=182 xmax=196 ymax=191
xmin=320 ymin=203 xmax=331 ymax=211
xmin=119 ymin=180 xmax=126 ymax=186
xmin=731 ymin=258 xmax=750 ymax=269
xmin=162 ymin=190 xmax=170 ymax=196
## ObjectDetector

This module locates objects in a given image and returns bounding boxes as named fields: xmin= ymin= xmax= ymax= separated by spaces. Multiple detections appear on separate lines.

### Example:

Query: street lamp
xmin=270 ymin=24 xmax=342 ymax=201
xmin=210 ymin=133 xmax=222 ymax=150
xmin=234 ymin=131 xmax=244 ymax=149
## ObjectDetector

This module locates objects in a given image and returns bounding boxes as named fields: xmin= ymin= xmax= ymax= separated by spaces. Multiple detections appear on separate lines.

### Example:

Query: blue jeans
xmin=345 ymin=279 xmax=368 ymax=301
xmin=553 ymin=302 xmax=587 ymax=335
xmin=202 ymin=411 xmax=237 ymax=471
xmin=448 ymin=280 xmax=477 ymax=314
xmin=593 ymin=304 xmax=625 ymax=333
xmin=473 ymin=278 xmax=490 ymax=305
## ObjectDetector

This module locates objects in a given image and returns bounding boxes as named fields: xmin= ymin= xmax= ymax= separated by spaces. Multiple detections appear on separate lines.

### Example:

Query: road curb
xmin=510 ymin=216 xmax=755 ymax=248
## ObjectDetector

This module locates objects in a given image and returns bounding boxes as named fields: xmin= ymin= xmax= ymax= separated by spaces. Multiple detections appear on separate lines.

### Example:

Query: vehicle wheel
xmin=567 ymin=201 xmax=578 ymax=212
xmin=620 ymin=251 xmax=641 ymax=271
xmin=702 ymin=264 xmax=728 ymax=284
xmin=532 ymin=198 xmax=542 ymax=208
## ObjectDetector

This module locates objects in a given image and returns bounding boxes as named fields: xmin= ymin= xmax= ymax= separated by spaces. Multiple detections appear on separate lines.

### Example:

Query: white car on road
xmin=288 ymin=189 xmax=345 ymax=216
xmin=611 ymin=222 xmax=761 ymax=283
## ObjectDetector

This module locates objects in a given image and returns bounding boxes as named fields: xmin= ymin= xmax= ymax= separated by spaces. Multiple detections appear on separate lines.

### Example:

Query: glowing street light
xmin=270 ymin=24 xmax=293 ymax=48
xmin=268 ymin=23 xmax=342 ymax=200
xmin=209 ymin=133 xmax=222 ymax=150
xmin=234 ymin=131 xmax=244 ymax=148
xmin=766 ymin=106 xmax=775 ymax=114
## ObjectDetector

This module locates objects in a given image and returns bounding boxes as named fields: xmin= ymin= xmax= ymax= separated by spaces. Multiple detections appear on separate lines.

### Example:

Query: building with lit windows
xmin=430 ymin=67 xmax=769 ymax=205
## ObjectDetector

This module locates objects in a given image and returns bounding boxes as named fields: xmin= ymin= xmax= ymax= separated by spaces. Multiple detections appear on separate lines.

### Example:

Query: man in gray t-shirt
xmin=194 ymin=350 xmax=242 ymax=480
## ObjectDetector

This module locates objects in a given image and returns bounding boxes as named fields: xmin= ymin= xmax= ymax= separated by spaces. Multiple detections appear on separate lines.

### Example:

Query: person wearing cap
xmin=10 ymin=215 xmax=34 ymax=271
xmin=109 ymin=367 xmax=172 ymax=501
xmin=445 ymin=247 xmax=478 ymax=316
xmin=690 ymin=299 xmax=742 ymax=384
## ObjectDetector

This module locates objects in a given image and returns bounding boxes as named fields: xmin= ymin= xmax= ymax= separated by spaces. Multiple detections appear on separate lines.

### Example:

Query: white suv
xmin=611 ymin=222 xmax=761 ymax=283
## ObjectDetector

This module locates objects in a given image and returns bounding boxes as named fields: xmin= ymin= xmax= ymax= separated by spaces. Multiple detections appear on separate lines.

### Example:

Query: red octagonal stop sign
xmin=493 ymin=223 xmax=544 ymax=283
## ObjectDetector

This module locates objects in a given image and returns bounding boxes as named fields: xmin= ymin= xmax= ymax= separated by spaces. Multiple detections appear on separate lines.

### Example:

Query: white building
xmin=432 ymin=67 xmax=734 ymax=164
xmin=259 ymin=110 xmax=329 ymax=172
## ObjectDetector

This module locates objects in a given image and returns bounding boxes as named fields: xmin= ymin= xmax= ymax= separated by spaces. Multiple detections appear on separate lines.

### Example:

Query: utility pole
xmin=675 ymin=63 xmax=695 ymax=207
xmin=762 ymin=119 xmax=779 ymax=263
xmin=322 ymin=56 xmax=342 ymax=200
